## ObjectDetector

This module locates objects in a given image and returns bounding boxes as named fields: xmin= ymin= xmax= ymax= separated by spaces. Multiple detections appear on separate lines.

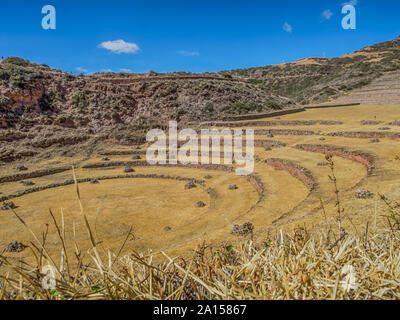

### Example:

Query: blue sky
xmin=0 ymin=0 xmax=399 ymax=74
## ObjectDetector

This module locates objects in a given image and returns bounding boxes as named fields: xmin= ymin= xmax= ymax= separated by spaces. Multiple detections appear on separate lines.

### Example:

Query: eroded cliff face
xmin=0 ymin=83 xmax=47 ymax=128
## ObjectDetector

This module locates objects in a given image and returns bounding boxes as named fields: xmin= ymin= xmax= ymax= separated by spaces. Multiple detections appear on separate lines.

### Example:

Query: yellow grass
xmin=1 ymin=104 xmax=400 ymax=261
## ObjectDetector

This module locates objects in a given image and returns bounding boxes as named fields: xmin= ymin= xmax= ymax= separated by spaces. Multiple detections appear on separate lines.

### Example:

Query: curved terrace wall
xmin=293 ymin=144 xmax=375 ymax=173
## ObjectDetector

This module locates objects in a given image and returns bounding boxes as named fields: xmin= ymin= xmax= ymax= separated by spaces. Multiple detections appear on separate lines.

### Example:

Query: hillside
xmin=0 ymin=37 xmax=400 ymax=163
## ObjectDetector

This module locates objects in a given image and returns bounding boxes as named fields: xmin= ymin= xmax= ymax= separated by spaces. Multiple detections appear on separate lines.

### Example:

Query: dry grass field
xmin=1 ymin=104 xmax=400 ymax=299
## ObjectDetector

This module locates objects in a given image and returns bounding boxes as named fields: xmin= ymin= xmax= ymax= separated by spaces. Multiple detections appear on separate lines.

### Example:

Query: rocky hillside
xmin=228 ymin=37 xmax=400 ymax=105
xmin=1 ymin=37 xmax=400 ymax=163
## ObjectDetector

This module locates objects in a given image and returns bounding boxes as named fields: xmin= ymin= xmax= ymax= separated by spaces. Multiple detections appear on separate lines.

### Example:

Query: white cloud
xmin=120 ymin=68 xmax=132 ymax=73
xmin=283 ymin=22 xmax=293 ymax=33
xmin=342 ymin=0 xmax=358 ymax=6
xmin=99 ymin=40 xmax=140 ymax=54
xmin=76 ymin=67 xmax=88 ymax=74
xmin=322 ymin=9 xmax=333 ymax=20
xmin=178 ymin=50 xmax=200 ymax=57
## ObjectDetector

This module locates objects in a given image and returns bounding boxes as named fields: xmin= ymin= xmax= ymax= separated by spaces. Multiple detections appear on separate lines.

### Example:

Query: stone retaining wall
xmin=0 ymin=174 xmax=206 ymax=202
xmin=82 ymin=161 xmax=265 ymax=198
xmin=221 ymin=108 xmax=305 ymax=121
xmin=203 ymin=120 xmax=343 ymax=127
xmin=265 ymin=158 xmax=317 ymax=190
xmin=0 ymin=167 xmax=71 ymax=184
xmin=294 ymin=144 xmax=375 ymax=173
xmin=255 ymin=129 xmax=315 ymax=136
xmin=327 ymin=131 xmax=400 ymax=139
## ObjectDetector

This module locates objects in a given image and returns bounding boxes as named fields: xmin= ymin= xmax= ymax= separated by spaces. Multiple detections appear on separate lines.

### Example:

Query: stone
xmin=21 ymin=180 xmax=35 ymax=186
xmin=131 ymin=154 xmax=141 ymax=160
xmin=370 ymin=138 xmax=380 ymax=143
xmin=196 ymin=201 xmax=206 ymax=208
xmin=133 ymin=146 xmax=140 ymax=150
xmin=5 ymin=241 xmax=26 ymax=253
xmin=164 ymin=226 xmax=172 ymax=232
xmin=124 ymin=166 xmax=135 ymax=173
xmin=16 ymin=164 xmax=28 ymax=172
xmin=204 ymin=175 xmax=212 ymax=179
xmin=1 ymin=202 xmax=16 ymax=210
xmin=101 ymin=157 xmax=110 ymax=161
xmin=320 ymin=137 xmax=326 ymax=141
xmin=265 ymin=146 xmax=272 ymax=151
xmin=90 ymin=179 xmax=99 ymax=184
xmin=229 ymin=184 xmax=238 ymax=190
xmin=232 ymin=222 xmax=254 ymax=236
xmin=317 ymin=161 xmax=329 ymax=166
xmin=185 ymin=181 xmax=197 ymax=189
xmin=356 ymin=190 xmax=374 ymax=199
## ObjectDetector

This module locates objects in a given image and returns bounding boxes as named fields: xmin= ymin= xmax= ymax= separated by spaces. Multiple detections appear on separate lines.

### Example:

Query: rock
xmin=1 ymin=202 xmax=16 ymax=210
xmin=133 ymin=146 xmax=140 ymax=150
xmin=101 ymin=157 xmax=110 ymax=161
xmin=378 ymin=127 xmax=390 ymax=131
xmin=317 ymin=161 xmax=329 ymax=166
xmin=265 ymin=132 xmax=274 ymax=138
xmin=5 ymin=241 xmax=26 ymax=253
xmin=320 ymin=137 xmax=326 ymax=141
xmin=21 ymin=180 xmax=34 ymax=186
xmin=164 ymin=226 xmax=172 ymax=232
xmin=131 ymin=154 xmax=141 ymax=160
xmin=204 ymin=175 xmax=212 ymax=179
xmin=124 ymin=166 xmax=135 ymax=173
xmin=90 ymin=179 xmax=99 ymax=184
xmin=229 ymin=184 xmax=238 ymax=190
xmin=356 ymin=190 xmax=374 ymax=199
xmin=232 ymin=222 xmax=254 ymax=236
xmin=196 ymin=201 xmax=206 ymax=208
xmin=265 ymin=146 xmax=272 ymax=151
xmin=185 ymin=181 xmax=197 ymax=189
xmin=370 ymin=138 xmax=380 ymax=143
xmin=16 ymin=164 xmax=27 ymax=172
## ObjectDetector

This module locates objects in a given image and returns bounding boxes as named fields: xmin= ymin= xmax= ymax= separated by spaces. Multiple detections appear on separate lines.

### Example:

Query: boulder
xmin=229 ymin=184 xmax=238 ymax=190
xmin=21 ymin=180 xmax=35 ymax=186
xmin=185 ymin=181 xmax=197 ymax=189
xmin=232 ymin=222 xmax=254 ymax=236
xmin=1 ymin=202 xmax=16 ymax=210
xmin=5 ymin=241 xmax=26 ymax=253
xmin=124 ymin=166 xmax=135 ymax=173
xmin=16 ymin=164 xmax=27 ymax=172
xmin=356 ymin=190 xmax=374 ymax=199
xmin=196 ymin=201 xmax=206 ymax=208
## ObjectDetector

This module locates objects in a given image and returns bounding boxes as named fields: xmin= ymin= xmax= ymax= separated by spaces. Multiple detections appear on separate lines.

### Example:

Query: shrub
xmin=72 ymin=90 xmax=90 ymax=112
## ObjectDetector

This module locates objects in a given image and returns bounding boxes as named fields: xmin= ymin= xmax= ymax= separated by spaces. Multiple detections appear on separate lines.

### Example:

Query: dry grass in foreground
xmin=0 ymin=163 xmax=400 ymax=300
